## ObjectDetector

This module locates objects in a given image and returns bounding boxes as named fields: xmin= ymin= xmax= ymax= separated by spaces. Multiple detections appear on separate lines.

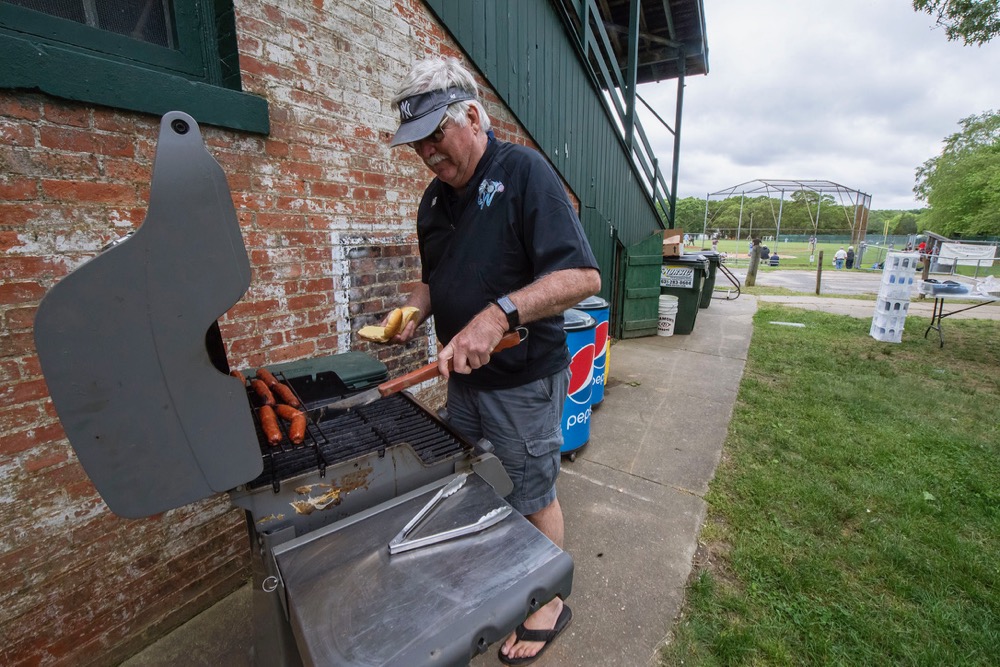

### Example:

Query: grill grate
xmin=246 ymin=393 xmax=467 ymax=491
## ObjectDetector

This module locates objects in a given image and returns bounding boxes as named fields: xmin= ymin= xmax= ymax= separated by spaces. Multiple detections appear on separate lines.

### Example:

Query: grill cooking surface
xmin=247 ymin=393 xmax=467 ymax=490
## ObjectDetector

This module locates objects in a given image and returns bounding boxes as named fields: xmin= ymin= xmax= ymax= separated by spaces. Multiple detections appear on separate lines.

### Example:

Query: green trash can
xmin=695 ymin=250 xmax=721 ymax=309
xmin=660 ymin=254 xmax=709 ymax=334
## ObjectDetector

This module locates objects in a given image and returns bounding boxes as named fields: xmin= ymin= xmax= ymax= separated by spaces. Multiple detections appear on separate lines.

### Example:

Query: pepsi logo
xmin=565 ymin=408 xmax=592 ymax=428
xmin=567 ymin=342 xmax=595 ymax=404
xmin=593 ymin=321 xmax=608 ymax=363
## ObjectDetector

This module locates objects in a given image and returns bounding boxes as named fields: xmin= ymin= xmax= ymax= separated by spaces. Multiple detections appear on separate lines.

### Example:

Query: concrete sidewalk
xmin=123 ymin=295 xmax=757 ymax=667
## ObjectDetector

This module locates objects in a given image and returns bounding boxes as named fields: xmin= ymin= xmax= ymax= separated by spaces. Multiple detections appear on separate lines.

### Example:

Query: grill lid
xmin=33 ymin=112 xmax=261 ymax=518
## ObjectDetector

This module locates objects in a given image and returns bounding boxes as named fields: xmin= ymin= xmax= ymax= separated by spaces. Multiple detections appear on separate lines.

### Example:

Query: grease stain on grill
xmin=256 ymin=513 xmax=285 ymax=525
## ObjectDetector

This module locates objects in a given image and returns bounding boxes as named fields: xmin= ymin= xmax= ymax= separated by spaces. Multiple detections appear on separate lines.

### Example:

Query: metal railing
xmin=562 ymin=0 xmax=676 ymax=227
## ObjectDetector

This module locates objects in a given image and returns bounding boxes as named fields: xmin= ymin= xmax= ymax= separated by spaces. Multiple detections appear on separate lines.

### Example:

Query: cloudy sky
xmin=636 ymin=0 xmax=1000 ymax=210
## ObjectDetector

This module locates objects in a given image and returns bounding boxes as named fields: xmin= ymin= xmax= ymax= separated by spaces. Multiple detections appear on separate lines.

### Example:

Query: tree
xmin=914 ymin=111 xmax=1000 ymax=237
xmin=913 ymin=0 xmax=1000 ymax=45
xmin=672 ymin=196 xmax=705 ymax=232
xmin=892 ymin=212 xmax=921 ymax=236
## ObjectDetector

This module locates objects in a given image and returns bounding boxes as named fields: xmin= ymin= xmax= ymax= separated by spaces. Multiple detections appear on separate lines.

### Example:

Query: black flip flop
xmin=498 ymin=603 xmax=573 ymax=666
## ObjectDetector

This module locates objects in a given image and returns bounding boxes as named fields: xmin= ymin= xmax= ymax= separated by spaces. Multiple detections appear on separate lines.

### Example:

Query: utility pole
xmin=746 ymin=237 xmax=761 ymax=287
xmin=815 ymin=250 xmax=824 ymax=295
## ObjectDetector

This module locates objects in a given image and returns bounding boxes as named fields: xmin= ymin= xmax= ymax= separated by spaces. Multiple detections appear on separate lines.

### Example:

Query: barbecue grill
xmin=33 ymin=112 xmax=573 ymax=666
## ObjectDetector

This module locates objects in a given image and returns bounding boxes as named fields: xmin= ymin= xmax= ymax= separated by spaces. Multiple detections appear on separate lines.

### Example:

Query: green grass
xmin=695 ymin=240 xmax=875 ymax=271
xmin=661 ymin=306 xmax=1000 ymax=667
xmin=695 ymin=239 xmax=1000 ymax=277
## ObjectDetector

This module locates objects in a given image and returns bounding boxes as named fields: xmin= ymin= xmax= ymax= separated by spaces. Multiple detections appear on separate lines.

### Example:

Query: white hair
xmin=392 ymin=57 xmax=492 ymax=131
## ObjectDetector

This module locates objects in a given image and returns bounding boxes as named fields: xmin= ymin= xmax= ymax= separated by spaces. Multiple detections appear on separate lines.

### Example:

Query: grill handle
xmin=377 ymin=330 xmax=523 ymax=396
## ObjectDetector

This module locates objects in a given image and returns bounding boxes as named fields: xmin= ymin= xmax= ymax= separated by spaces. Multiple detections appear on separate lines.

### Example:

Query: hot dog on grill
xmin=230 ymin=369 xmax=247 ymax=385
xmin=255 ymin=368 xmax=279 ymax=388
xmin=272 ymin=382 xmax=300 ymax=407
xmin=288 ymin=414 xmax=307 ymax=444
xmin=250 ymin=379 xmax=275 ymax=406
xmin=274 ymin=404 xmax=306 ymax=444
xmin=275 ymin=404 xmax=302 ymax=421
xmin=259 ymin=405 xmax=282 ymax=445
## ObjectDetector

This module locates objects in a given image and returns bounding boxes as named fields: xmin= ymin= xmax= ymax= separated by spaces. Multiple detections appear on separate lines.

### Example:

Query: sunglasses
xmin=409 ymin=118 xmax=451 ymax=149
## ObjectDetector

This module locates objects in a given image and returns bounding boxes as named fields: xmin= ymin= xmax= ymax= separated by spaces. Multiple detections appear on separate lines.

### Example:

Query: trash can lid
xmin=687 ymin=248 xmax=722 ymax=261
xmin=662 ymin=253 xmax=709 ymax=269
xmin=693 ymin=249 xmax=721 ymax=265
xmin=575 ymin=295 xmax=609 ymax=310
xmin=563 ymin=308 xmax=596 ymax=331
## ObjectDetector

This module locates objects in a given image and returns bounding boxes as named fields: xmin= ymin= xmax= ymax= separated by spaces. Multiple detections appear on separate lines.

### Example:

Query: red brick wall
xmin=0 ymin=1 xmax=572 ymax=664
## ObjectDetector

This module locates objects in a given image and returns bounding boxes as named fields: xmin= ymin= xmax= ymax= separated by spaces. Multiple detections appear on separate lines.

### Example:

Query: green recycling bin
xmin=695 ymin=250 xmax=721 ymax=308
xmin=660 ymin=254 xmax=709 ymax=334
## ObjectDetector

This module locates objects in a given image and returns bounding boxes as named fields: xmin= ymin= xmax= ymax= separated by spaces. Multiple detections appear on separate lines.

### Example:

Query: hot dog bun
xmin=356 ymin=307 xmax=421 ymax=343
xmin=383 ymin=307 xmax=404 ymax=338
xmin=399 ymin=306 xmax=420 ymax=329
xmin=357 ymin=325 xmax=391 ymax=343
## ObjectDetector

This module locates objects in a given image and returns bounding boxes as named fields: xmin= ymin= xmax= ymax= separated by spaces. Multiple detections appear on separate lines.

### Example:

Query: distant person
xmin=834 ymin=246 xmax=847 ymax=270
xmin=846 ymin=245 xmax=855 ymax=269
xmin=769 ymin=252 xmax=780 ymax=267
xmin=711 ymin=233 xmax=719 ymax=253
xmin=760 ymin=245 xmax=770 ymax=260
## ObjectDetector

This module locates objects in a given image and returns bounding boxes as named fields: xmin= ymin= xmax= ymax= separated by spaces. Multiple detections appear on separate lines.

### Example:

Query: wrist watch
xmin=493 ymin=295 xmax=519 ymax=331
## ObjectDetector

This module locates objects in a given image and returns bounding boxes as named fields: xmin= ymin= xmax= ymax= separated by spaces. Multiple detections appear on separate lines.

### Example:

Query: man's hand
xmin=437 ymin=305 xmax=508 ymax=378
xmin=387 ymin=283 xmax=431 ymax=344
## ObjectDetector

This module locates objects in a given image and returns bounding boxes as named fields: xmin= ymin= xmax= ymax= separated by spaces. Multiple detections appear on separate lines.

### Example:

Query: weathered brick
xmin=0 ymin=96 xmax=42 ymax=121
xmin=0 ymin=176 xmax=39 ymax=201
xmin=0 ymin=0 xmax=545 ymax=663
xmin=4 ymin=304 xmax=37 ymax=331
xmin=0 ymin=423 xmax=65 ymax=456
xmin=40 ymin=180 xmax=136 ymax=204
xmin=269 ymin=339 xmax=317 ymax=362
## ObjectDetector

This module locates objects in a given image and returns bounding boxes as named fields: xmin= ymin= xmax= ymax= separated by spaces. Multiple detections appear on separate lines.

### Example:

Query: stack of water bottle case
xmin=870 ymin=252 xmax=919 ymax=343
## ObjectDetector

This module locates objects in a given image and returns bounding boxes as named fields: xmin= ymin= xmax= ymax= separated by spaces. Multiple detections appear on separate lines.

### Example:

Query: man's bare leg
xmin=500 ymin=498 xmax=567 ymax=661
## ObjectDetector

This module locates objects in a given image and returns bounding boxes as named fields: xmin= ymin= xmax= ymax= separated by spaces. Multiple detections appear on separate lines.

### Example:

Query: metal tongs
xmin=388 ymin=473 xmax=512 ymax=555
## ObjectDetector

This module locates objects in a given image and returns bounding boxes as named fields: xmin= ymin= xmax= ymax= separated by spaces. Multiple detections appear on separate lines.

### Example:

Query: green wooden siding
xmin=579 ymin=207 xmax=616 ymax=304
xmin=424 ymin=0 xmax=670 ymax=336
xmin=424 ymin=0 xmax=664 ymax=253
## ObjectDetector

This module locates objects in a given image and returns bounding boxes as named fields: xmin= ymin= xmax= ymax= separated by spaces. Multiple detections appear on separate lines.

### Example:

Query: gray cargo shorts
xmin=446 ymin=367 xmax=570 ymax=516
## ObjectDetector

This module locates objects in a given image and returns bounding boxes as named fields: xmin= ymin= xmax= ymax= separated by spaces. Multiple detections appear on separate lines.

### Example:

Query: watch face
xmin=496 ymin=296 xmax=518 ymax=328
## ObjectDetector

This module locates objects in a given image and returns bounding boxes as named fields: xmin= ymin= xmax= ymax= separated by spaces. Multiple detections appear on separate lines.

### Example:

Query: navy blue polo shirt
xmin=417 ymin=139 xmax=599 ymax=389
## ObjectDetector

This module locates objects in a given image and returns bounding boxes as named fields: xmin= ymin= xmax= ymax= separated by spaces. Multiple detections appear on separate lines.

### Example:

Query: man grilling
xmin=386 ymin=57 xmax=600 ymax=665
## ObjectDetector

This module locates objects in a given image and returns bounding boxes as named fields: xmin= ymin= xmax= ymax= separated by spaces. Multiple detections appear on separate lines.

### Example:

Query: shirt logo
xmin=477 ymin=179 xmax=505 ymax=209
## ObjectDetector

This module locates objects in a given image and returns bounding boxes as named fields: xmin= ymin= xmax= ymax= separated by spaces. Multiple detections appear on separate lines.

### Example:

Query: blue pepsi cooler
xmin=560 ymin=308 xmax=596 ymax=455
xmin=576 ymin=296 xmax=610 ymax=407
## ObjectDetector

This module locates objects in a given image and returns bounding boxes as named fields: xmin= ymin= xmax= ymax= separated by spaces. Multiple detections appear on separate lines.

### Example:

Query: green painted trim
xmin=623 ymin=319 xmax=658 ymax=330
xmin=627 ymin=254 xmax=663 ymax=266
xmin=0 ymin=32 xmax=269 ymax=134
xmin=0 ymin=2 xmax=203 ymax=75
xmin=626 ymin=287 xmax=660 ymax=299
